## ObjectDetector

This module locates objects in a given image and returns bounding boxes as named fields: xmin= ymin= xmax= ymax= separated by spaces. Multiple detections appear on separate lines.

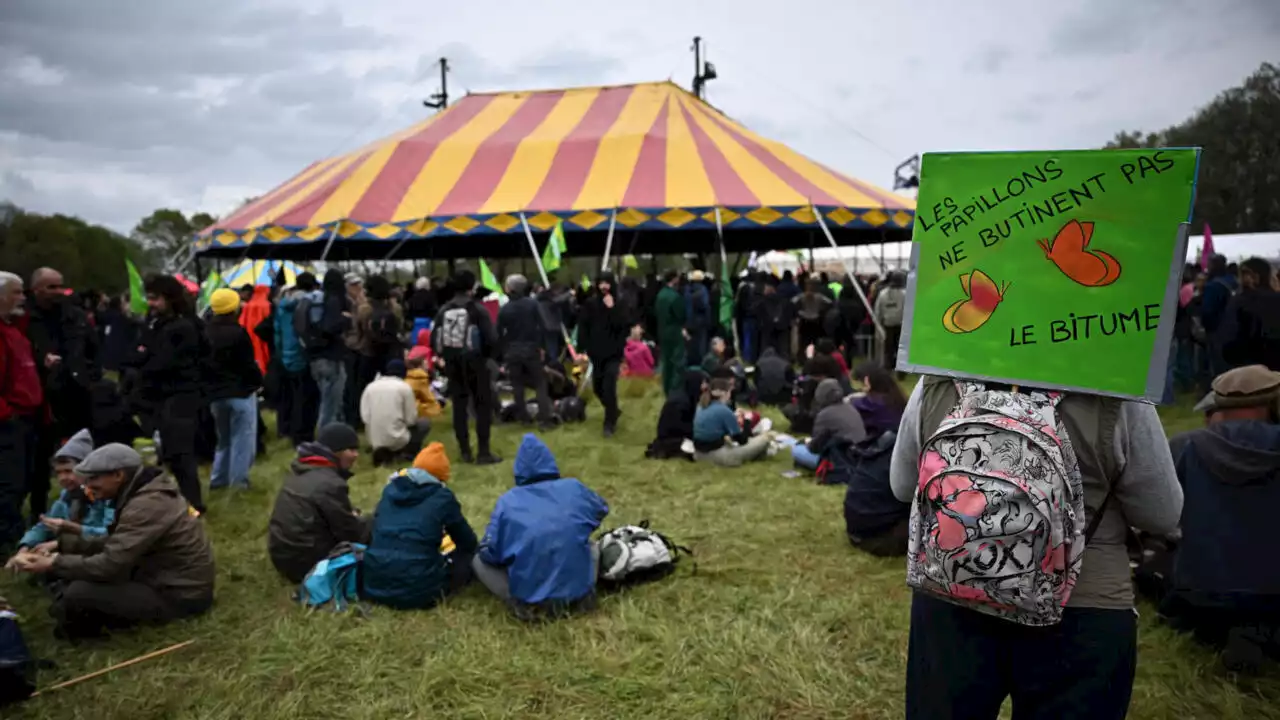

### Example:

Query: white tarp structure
xmin=1185 ymin=232 xmax=1280 ymax=264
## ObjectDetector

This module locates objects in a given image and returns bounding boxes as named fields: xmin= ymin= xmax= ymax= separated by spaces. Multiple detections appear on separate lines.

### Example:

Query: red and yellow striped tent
xmin=196 ymin=81 xmax=914 ymax=259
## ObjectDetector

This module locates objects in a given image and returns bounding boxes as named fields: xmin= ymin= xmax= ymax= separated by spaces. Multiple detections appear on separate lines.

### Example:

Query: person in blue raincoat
xmin=471 ymin=433 xmax=609 ymax=620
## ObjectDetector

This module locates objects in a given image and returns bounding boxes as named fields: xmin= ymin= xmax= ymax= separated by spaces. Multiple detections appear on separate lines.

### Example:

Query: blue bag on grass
xmin=295 ymin=543 xmax=366 ymax=612
xmin=0 ymin=610 xmax=35 ymax=706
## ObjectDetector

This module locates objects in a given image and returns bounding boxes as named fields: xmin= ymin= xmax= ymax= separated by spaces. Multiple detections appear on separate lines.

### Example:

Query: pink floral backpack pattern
xmin=906 ymin=381 xmax=1087 ymax=626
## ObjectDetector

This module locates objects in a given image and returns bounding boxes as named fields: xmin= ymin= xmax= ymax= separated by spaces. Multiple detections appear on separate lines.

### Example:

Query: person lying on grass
xmin=472 ymin=434 xmax=609 ymax=621
xmin=6 ymin=430 xmax=114 ymax=569
xmin=692 ymin=378 xmax=772 ymax=467
xmin=13 ymin=444 xmax=215 ymax=640
xmin=362 ymin=443 xmax=478 ymax=610
xmin=268 ymin=423 xmax=372 ymax=584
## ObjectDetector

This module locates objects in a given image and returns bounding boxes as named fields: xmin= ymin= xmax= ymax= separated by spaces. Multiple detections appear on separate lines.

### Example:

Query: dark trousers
xmin=158 ymin=393 xmax=203 ymax=512
xmin=446 ymin=358 xmax=493 ymax=457
xmin=26 ymin=422 xmax=54 ymax=523
xmin=0 ymin=416 xmax=36 ymax=550
xmin=279 ymin=368 xmax=319 ymax=447
xmin=343 ymin=350 xmax=361 ymax=429
xmin=906 ymin=593 xmax=1136 ymax=720
xmin=405 ymin=418 xmax=431 ymax=457
xmin=51 ymin=580 xmax=211 ymax=639
xmin=592 ymin=358 xmax=621 ymax=429
xmin=883 ymin=325 xmax=903 ymax=371
xmin=506 ymin=348 xmax=552 ymax=425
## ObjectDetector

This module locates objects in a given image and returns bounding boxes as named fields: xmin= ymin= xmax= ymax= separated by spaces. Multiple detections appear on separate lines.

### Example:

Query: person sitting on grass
xmin=268 ymin=423 xmax=372 ymax=584
xmin=701 ymin=336 xmax=729 ymax=375
xmin=405 ymin=347 xmax=443 ymax=419
xmin=472 ymin=434 xmax=609 ymax=621
xmin=646 ymin=370 xmax=707 ymax=460
xmin=362 ymin=443 xmax=478 ymax=610
xmin=5 ymin=430 xmax=113 ymax=567
xmin=814 ymin=338 xmax=850 ymax=379
xmin=851 ymin=363 xmax=908 ymax=439
xmin=14 ymin=444 xmax=215 ymax=640
xmin=361 ymin=359 xmax=431 ymax=468
xmin=623 ymin=324 xmax=655 ymax=378
xmin=693 ymin=378 xmax=772 ymax=467
xmin=754 ymin=346 xmax=794 ymax=407
xmin=791 ymin=378 xmax=866 ymax=471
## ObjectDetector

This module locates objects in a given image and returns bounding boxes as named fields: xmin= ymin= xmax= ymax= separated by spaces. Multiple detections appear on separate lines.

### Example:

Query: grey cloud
xmin=964 ymin=46 xmax=1011 ymax=75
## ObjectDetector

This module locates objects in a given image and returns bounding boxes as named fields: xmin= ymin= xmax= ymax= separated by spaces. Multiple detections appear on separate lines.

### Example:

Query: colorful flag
xmin=196 ymin=271 xmax=224 ymax=316
xmin=125 ymin=259 xmax=148 ymax=316
xmin=623 ymin=254 xmax=639 ymax=269
xmin=479 ymin=259 xmax=504 ymax=300
xmin=541 ymin=221 xmax=567 ymax=273
xmin=1200 ymin=222 xmax=1214 ymax=271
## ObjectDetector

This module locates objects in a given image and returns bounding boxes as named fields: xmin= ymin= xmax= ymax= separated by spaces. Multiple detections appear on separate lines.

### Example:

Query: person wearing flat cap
xmin=13 ymin=443 xmax=215 ymax=639
xmin=267 ymin=422 xmax=372 ymax=583
xmin=1161 ymin=365 xmax=1280 ymax=672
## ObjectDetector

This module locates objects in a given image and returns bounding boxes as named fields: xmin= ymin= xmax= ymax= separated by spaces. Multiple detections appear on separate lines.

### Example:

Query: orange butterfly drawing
xmin=942 ymin=269 xmax=1010 ymax=334
xmin=1037 ymin=219 xmax=1122 ymax=287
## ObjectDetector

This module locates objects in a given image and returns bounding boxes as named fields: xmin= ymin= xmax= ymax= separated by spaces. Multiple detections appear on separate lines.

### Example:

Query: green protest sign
xmin=899 ymin=148 xmax=1200 ymax=400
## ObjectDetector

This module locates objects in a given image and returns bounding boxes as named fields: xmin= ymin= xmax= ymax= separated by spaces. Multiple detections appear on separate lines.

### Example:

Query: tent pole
xmin=319 ymin=221 xmax=340 ymax=262
xmin=600 ymin=208 xmax=618 ymax=273
xmin=714 ymin=207 xmax=740 ymax=356
xmin=812 ymin=204 xmax=883 ymax=347
xmin=383 ymin=236 xmax=409 ymax=262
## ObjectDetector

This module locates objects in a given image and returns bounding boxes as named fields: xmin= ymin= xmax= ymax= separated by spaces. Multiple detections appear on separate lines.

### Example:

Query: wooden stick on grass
xmin=31 ymin=640 xmax=195 ymax=698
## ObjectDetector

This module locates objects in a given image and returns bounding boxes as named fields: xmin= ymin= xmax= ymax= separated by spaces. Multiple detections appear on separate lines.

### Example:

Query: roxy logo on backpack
xmin=597 ymin=521 xmax=691 ymax=588
xmin=906 ymin=381 xmax=1087 ymax=626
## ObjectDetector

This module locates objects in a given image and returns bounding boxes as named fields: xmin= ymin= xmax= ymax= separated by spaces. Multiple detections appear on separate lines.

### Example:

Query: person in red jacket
xmin=0 ymin=271 xmax=45 ymax=554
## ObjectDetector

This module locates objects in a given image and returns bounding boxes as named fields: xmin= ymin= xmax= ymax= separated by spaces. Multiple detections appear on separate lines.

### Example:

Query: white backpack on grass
xmin=597 ymin=521 xmax=692 ymax=588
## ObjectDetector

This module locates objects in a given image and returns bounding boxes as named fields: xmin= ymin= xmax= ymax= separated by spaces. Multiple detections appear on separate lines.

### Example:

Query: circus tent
xmin=195 ymin=81 xmax=915 ymax=260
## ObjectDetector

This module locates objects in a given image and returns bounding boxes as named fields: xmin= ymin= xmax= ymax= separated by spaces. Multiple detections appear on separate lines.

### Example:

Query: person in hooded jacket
xmin=791 ymin=379 xmax=866 ymax=470
xmin=472 ymin=434 xmax=609 ymax=620
xmin=577 ymin=272 xmax=631 ymax=437
xmin=755 ymin=347 xmax=794 ymax=406
xmin=205 ymin=289 xmax=263 ymax=490
xmin=267 ymin=423 xmax=371 ymax=583
xmin=362 ymin=443 xmax=478 ymax=609
xmin=15 ymin=444 xmax=215 ymax=640
xmin=1162 ymin=365 xmax=1280 ymax=673
xmin=276 ymin=274 xmax=320 ymax=446
xmin=646 ymin=370 xmax=706 ymax=459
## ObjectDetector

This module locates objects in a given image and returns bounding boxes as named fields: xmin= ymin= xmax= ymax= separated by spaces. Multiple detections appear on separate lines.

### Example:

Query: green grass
xmin=4 ymin=381 xmax=1277 ymax=719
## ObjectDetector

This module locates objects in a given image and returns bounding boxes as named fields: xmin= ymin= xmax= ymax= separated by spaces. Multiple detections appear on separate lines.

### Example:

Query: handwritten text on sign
xmin=900 ymin=148 xmax=1199 ymax=399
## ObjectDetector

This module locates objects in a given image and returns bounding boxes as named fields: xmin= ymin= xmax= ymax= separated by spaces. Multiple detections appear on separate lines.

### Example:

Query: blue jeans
xmin=210 ymin=395 xmax=257 ymax=489
xmin=311 ymin=358 xmax=346 ymax=429
xmin=791 ymin=443 xmax=821 ymax=470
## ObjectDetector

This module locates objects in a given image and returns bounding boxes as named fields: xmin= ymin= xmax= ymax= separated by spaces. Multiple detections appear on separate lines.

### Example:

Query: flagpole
xmin=600 ymin=207 xmax=618 ymax=273
xmin=521 ymin=211 xmax=579 ymax=362
xmin=714 ymin=207 xmax=741 ymax=357
xmin=812 ymin=204 xmax=884 ymax=347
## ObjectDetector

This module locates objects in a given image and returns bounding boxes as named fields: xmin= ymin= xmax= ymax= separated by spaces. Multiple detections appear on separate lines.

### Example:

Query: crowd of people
xmin=0 ymin=251 xmax=1276 ymax=715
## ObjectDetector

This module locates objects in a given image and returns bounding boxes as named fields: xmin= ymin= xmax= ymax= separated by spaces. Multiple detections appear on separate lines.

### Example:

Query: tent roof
xmin=196 ymin=81 xmax=915 ymax=259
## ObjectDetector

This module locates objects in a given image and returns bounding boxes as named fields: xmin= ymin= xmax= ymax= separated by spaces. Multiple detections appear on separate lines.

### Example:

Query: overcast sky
xmin=1 ymin=0 xmax=1276 ymax=234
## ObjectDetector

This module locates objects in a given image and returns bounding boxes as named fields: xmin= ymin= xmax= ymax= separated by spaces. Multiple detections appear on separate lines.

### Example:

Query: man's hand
xmin=33 ymin=541 xmax=58 ymax=556
xmin=602 ymin=294 xmax=614 ymax=309
xmin=4 ymin=552 xmax=30 ymax=572
xmin=16 ymin=553 xmax=57 ymax=574
xmin=44 ymin=353 xmax=62 ymax=368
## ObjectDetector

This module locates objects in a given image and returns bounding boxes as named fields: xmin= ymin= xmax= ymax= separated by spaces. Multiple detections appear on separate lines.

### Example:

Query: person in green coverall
xmin=654 ymin=269 xmax=688 ymax=397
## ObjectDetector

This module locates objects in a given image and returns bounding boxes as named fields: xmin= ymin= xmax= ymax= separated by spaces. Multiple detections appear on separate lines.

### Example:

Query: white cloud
xmin=0 ymin=0 xmax=1275 ymax=233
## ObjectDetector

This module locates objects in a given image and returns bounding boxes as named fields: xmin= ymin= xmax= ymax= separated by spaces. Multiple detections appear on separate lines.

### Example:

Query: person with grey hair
xmin=13 ymin=444 xmax=215 ymax=639
xmin=498 ymin=274 xmax=554 ymax=430
xmin=0 ymin=271 xmax=44 ymax=555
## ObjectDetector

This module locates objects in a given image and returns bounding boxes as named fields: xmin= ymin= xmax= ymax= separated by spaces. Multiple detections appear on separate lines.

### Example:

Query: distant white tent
xmin=1186 ymin=232 xmax=1280 ymax=264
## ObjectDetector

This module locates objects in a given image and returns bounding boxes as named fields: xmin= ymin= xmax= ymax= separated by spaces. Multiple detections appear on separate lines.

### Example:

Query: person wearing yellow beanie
xmin=362 ymin=443 xmax=478 ymax=609
xmin=413 ymin=442 xmax=451 ymax=482
xmin=209 ymin=288 xmax=241 ymax=316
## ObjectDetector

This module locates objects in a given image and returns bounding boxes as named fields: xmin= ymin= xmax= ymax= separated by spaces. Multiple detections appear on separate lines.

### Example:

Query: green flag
xmin=623 ymin=254 xmax=639 ymax=269
xmin=719 ymin=261 xmax=734 ymax=329
xmin=125 ymin=259 xmax=148 ymax=315
xmin=541 ymin=220 xmax=566 ymax=273
xmin=196 ymin=271 xmax=225 ymax=316
xmin=478 ymin=259 xmax=504 ymax=299
xmin=581 ymin=274 xmax=591 ymax=291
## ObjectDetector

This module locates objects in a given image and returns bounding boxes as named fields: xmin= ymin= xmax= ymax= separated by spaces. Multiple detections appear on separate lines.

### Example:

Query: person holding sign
xmin=890 ymin=148 xmax=1196 ymax=719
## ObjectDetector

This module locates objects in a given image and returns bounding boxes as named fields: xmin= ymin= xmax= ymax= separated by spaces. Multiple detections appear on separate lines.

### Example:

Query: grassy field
xmin=4 ymin=379 xmax=1278 ymax=719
